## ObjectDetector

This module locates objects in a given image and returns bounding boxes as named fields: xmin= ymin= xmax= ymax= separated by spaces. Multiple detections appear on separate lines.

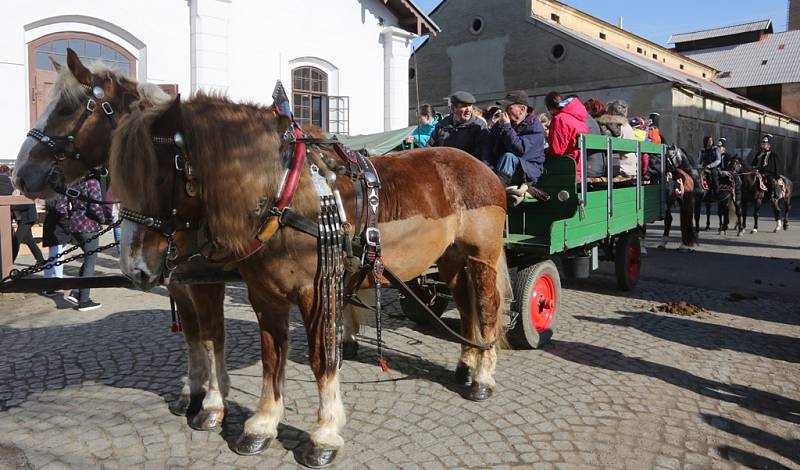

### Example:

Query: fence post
xmin=0 ymin=195 xmax=36 ymax=279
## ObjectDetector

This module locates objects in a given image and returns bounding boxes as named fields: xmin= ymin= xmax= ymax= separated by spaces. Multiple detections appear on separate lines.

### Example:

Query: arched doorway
xmin=28 ymin=32 xmax=136 ymax=126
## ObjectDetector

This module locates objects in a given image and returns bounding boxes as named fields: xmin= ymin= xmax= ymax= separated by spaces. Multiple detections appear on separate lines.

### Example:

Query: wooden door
xmin=29 ymin=68 xmax=59 ymax=127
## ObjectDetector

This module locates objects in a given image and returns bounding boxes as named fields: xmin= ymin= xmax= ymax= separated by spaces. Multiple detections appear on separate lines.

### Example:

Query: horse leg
xmin=233 ymin=295 xmax=291 ymax=456
xmin=784 ymin=198 xmax=790 ymax=230
xmin=462 ymin=254 xmax=507 ymax=401
xmin=659 ymin=202 xmax=672 ymax=248
xmin=694 ymin=196 xmax=701 ymax=233
xmin=187 ymin=282 xmax=228 ymax=430
xmin=167 ymin=283 xmax=209 ymax=418
xmin=772 ymin=199 xmax=782 ymax=232
xmin=705 ymin=202 xmax=711 ymax=231
xmin=341 ymin=289 xmax=374 ymax=359
xmin=752 ymin=198 xmax=761 ymax=233
xmin=296 ymin=290 xmax=346 ymax=467
xmin=437 ymin=254 xmax=479 ymax=387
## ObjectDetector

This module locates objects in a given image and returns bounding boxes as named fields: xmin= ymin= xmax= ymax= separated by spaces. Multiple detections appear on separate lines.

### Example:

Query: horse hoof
xmin=454 ymin=363 xmax=473 ymax=387
xmin=189 ymin=408 xmax=224 ymax=431
xmin=342 ymin=341 xmax=359 ymax=360
xmin=298 ymin=445 xmax=339 ymax=468
xmin=466 ymin=383 xmax=494 ymax=402
xmin=233 ymin=434 xmax=272 ymax=456
xmin=657 ymin=244 xmax=666 ymax=249
xmin=751 ymin=229 xmax=758 ymax=234
xmin=737 ymin=231 xmax=743 ymax=237
xmin=169 ymin=393 xmax=203 ymax=416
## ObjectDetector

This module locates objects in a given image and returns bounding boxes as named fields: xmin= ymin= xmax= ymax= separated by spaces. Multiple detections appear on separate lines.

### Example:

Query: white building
xmin=0 ymin=0 xmax=438 ymax=162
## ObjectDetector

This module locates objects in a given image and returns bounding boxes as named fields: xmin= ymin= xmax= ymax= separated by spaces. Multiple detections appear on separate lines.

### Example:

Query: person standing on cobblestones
xmin=41 ymin=193 xmax=72 ymax=297
xmin=57 ymin=175 xmax=110 ymax=311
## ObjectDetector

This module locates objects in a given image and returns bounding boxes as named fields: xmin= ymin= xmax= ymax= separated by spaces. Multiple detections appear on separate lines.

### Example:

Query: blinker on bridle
xmin=26 ymin=79 xmax=118 ymax=164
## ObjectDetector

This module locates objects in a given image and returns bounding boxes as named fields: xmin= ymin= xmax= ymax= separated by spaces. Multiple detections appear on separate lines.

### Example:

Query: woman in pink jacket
xmin=546 ymin=95 xmax=589 ymax=180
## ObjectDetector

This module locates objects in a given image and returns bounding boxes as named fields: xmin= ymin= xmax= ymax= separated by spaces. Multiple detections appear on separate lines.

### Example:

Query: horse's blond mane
xmin=111 ymin=91 xmax=321 ymax=253
xmin=52 ymin=60 xmax=170 ymax=108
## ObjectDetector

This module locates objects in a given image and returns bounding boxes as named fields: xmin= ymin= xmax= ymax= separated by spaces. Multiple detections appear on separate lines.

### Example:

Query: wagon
xmin=401 ymin=134 xmax=666 ymax=349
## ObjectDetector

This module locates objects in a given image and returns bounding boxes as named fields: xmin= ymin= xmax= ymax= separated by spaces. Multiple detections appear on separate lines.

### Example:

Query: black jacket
xmin=42 ymin=196 xmax=73 ymax=247
xmin=483 ymin=113 xmax=546 ymax=183
xmin=752 ymin=150 xmax=779 ymax=177
xmin=428 ymin=114 xmax=487 ymax=158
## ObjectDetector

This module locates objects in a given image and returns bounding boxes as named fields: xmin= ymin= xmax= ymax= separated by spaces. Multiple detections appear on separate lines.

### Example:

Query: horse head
xmin=111 ymin=96 xmax=204 ymax=290
xmin=13 ymin=48 xmax=169 ymax=198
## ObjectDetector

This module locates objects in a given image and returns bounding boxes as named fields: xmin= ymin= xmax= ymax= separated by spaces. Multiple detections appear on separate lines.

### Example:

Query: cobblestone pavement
xmin=1 ymin=209 xmax=799 ymax=469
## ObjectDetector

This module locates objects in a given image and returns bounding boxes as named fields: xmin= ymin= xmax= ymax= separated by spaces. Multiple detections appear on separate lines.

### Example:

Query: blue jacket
xmin=403 ymin=117 xmax=439 ymax=149
xmin=484 ymin=113 xmax=546 ymax=182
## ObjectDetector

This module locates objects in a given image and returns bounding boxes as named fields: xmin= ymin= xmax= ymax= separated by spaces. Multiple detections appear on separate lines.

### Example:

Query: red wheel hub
xmin=628 ymin=242 xmax=641 ymax=281
xmin=530 ymin=274 xmax=556 ymax=333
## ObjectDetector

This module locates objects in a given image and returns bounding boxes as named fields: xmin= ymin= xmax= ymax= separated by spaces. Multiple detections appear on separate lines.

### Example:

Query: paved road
xmin=1 ymin=205 xmax=798 ymax=469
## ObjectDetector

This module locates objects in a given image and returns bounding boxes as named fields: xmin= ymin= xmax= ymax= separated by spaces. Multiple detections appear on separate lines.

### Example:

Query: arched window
xmin=28 ymin=32 xmax=136 ymax=125
xmin=292 ymin=66 xmax=328 ymax=129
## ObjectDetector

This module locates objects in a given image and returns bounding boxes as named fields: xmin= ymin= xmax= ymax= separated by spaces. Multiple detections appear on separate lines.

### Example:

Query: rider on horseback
xmin=752 ymin=134 xmax=780 ymax=199
xmin=700 ymin=136 xmax=722 ymax=196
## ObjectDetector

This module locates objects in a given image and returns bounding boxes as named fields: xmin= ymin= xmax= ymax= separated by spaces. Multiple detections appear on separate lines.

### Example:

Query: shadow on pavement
xmin=716 ymin=445 xmax=792 ymax=470
xmin=701 ymin=413 xmax=799 ymax=466
xmin=544 ymin=341 xmax=800 ymax=424
xmin=0 ymin=310 xmax=261 ymax=412
xmin=574 ymin=310 xmax=800 ymax=363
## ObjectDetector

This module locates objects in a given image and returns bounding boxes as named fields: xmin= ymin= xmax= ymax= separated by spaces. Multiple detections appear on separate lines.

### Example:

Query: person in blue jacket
xmin=402 ymin=104 xmax=439 ymax=149
xmin=484 ymin=90 xmax=548 ymax=203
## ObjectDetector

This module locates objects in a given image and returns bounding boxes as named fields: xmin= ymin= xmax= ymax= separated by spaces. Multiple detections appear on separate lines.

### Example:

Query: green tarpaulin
xmin=332 ymin=126 xmax=416 ymax=155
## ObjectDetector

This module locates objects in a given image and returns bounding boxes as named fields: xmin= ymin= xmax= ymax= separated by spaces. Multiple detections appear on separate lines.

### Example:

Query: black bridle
xmin=26 ymin=78 xmax=118 ymax=163
xmin=119 ymin=131 xmax=205 ymax=276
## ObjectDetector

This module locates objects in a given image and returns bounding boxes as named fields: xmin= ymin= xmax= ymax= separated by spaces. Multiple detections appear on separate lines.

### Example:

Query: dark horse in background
xmin=688 ymin=152 xmax=739 ymax=235
xmin=657 ymin=146 xmax=698 ymax=251
xmin=729 ymin=156 xmax=793 ymax=233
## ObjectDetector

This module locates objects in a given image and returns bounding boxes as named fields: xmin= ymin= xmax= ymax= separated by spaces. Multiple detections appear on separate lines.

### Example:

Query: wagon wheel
xmin=508 ymin=260 xmax=560 ymax=349
xmin=615 ymin=231 xmax=641 ymax=291
xmin=400 ymin=277 xmax=449 ymax=325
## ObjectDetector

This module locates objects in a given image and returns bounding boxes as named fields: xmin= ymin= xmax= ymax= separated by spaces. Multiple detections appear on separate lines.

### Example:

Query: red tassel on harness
xmin=379 ymin=358 xmax=389 ymax=373
xmin=171 ymin=322 xmax=182 ymax=333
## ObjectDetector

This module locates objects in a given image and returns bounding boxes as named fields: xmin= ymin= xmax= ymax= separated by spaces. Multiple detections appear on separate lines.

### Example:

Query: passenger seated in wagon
xmin=483 ymin=90 xmax=549 ymax=205
xmin=545 ymin=93 xmax=589 ymax=180
xmin=428 ymin=91 xmax=486 ymax=158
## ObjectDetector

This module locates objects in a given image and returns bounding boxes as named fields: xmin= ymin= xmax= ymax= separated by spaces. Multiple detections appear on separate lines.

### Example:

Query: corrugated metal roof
xmin=682 ymin=30 xmax=800 ymax=88
xmin=532 ymin=17 xmax=794 ymax=120
xmin=668 ymin=19 xmax=772 ymax=44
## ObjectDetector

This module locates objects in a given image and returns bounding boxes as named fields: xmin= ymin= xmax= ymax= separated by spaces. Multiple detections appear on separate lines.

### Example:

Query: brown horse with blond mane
xmin=12 ymin=49 xmax=233 ymax=431
xmin=110 ymin=92 xmax=510 ymax=466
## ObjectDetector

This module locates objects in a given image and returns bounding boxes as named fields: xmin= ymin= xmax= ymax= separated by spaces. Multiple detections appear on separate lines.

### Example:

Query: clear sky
xmin=413 ymin=0 xmax=790 ymax=47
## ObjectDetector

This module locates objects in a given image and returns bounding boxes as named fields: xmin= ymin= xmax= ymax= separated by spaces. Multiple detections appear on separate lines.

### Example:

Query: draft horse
xmin=658 ymin=146 xmax=697 ymax=251
xmin=11 ymin=49 xmax=233 ymax=430
xmin=110 ymin=93 xmax=510 ymax=466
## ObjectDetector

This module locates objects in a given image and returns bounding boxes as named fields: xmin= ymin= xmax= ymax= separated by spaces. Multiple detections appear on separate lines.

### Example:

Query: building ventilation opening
xmin=550 ymin=43 xmax=566 ymax=61
xmin=470 ymin=17 xmax=484 ymax=34
xmin=599 ymin=32 xmax=606 ymax=40
xmin=550 ymin=13 xmax=560 ymax=23
xmin=761 ymin=59 xmax=768 ymax=65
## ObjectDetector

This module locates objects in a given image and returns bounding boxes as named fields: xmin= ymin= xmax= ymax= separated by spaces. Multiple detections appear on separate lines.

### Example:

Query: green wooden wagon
xmin=402 ymin=135 xmax=666 ymax=350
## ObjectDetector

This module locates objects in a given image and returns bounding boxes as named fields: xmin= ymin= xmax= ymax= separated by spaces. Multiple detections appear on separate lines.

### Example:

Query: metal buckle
xmin=174 ymin=154 xmax=185 ymax=171
xmin=365 ymin=227 xmax=381 ymax=247
xmin=65 ymin=187 xmax=80 ymax=198
xmin=86 ymin=99 xmax=96 ymax=112
xmin=101 ymin=102 xmax=114 ymax=116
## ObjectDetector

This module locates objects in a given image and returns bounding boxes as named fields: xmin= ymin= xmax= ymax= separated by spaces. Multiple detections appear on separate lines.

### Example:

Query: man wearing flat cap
xmin=483 ymin=90 xmax=548 ymax=203
xmin=428 ymin=91 xmax=486 ymax=157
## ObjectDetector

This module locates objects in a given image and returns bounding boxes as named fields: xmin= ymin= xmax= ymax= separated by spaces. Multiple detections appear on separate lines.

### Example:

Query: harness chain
xmin=1 ymin=220 xmax=121 ymax=284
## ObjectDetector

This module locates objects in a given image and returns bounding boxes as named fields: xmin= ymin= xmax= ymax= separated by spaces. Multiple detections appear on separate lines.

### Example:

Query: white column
xmin=381 ymin=26 xmax=415 ymax=131
xmin=190 ymin=0 xmax=231 ymax=93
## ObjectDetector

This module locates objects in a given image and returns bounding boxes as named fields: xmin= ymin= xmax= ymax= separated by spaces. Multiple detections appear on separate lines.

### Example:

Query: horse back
xmin=370 ymin=147 xmax=506 ymax=223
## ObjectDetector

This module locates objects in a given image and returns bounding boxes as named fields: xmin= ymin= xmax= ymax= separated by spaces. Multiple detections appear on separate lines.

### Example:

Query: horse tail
xmin=493 ymin=250 xmax=511 ymax=350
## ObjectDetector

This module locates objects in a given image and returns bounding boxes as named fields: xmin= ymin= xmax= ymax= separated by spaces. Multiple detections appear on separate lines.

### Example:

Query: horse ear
xmin=49 ymin=56 xmax=62 ymax=72
xmin=152 ymin=94 xmax=183 ymax=136
xmin=67 ymin=48 xmax=92 ymax=86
